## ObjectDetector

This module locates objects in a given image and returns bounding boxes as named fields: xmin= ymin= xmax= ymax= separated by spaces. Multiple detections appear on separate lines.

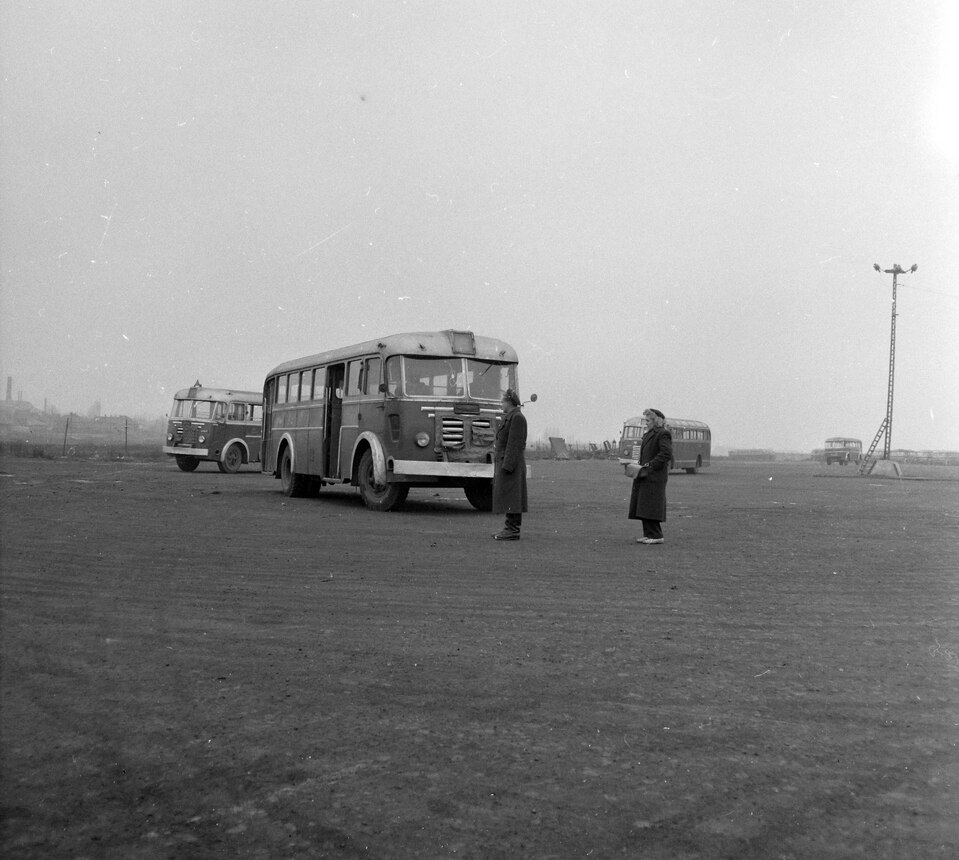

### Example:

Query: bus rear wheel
xmin=218 ymin=443 xmax=244 ymax=474
xmin=463 ymin=479 xmax=493 ymax=511
xmin=279 ymin=447 xmax=311 ymax=497
xmin=357 ymin=449 xmax=408 ymax=511
xmin=175 ymin=455 xmax=199 ymax=472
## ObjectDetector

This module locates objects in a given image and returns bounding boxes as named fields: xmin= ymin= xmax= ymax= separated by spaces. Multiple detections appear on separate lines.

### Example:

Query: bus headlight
xmin=198 ymin=434 xmax=206 ymax=444
xmin=166 ymin=433 xmax=173 ymax=442
xmin=415 ymin=432 xmax=430 ymax=447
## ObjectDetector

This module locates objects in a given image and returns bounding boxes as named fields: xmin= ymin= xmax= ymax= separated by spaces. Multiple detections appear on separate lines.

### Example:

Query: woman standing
xmin=627 ymin=408 xmax=673 ymax=544
xmin=491 ymin=388 xmax=528 ymax=541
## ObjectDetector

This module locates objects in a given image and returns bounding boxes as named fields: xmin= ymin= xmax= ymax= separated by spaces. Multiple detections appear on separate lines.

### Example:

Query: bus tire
xmin=218 ymin=443 xmax=244 ymax=474
xmin=175 ymin=455 xmax=199 ymax=472
xmin=279 ymin=446 xmax=310 ymax=497
xmin=463 ymin=479 xmax=493 ymax=511
xmin=357 ymin=449 xmax=408 ymax=511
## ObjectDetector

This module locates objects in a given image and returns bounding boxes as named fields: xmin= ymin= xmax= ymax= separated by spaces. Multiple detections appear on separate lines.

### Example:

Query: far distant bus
xmin=824 ymin=437 xmax=862 ymax=466
xmin=163 ymin=383 xmax=263 ymax=473
xmin=619 ymin=415 xmax=711 ymax=474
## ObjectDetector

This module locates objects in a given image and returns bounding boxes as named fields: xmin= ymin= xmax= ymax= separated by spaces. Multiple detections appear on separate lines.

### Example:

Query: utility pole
xmin=861 ymin=262 xmax=917 ymax=472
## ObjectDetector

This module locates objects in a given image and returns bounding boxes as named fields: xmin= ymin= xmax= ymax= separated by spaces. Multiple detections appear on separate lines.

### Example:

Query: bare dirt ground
xmin=1 ymin=455 xmax=957 ymax=859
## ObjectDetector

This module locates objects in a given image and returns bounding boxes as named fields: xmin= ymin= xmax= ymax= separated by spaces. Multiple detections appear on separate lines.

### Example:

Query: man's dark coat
xmin=627 ymin=425 xmax=673 ymax=522
xmin=492 ymin=408 xmax=528 ymax=514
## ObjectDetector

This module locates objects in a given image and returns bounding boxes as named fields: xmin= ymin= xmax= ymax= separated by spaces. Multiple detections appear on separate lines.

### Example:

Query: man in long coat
xmin=491 ymin=388 xmax=528 ymax=541
xmin=627 ymin=408 xmax=673 ymax=544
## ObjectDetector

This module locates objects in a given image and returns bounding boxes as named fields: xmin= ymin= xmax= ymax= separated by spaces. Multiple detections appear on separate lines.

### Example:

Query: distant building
xmin=728 ymin=448 xmax=776 ymax=461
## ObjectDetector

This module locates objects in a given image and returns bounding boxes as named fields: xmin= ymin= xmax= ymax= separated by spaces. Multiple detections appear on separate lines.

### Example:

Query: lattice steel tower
xmin=860 ymin=262 xmax=918 ymax=474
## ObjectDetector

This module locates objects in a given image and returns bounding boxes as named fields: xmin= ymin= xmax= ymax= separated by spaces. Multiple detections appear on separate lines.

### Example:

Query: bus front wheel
xmin=175 ymin=455 xmax=199 ymax=472
xmin=463 ymin=479 xmax=493 ymax=511
xmin=279 ymin=447 xmax=311 ymax=497
xmin=218 ymin=443 xmax=244 ymax=474
xmin=357 ymin=449 xmax=409 ymax=511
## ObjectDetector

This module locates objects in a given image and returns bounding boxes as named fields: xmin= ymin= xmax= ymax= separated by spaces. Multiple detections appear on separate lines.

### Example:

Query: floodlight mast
xmin=871 ymin=262 xmax=918 ymax=461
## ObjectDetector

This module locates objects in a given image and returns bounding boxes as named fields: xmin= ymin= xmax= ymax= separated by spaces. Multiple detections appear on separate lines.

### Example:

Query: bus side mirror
xmin=529 ymin=393 xmax=538 ymax=403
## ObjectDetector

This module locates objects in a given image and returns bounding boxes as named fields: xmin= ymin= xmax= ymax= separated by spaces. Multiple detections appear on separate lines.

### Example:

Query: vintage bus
xmin=619 ymin=415 xmax=711 ymax=473
xmin=163 ymin=383 xmax=263 ymax=473
xmin=824 ymin=437 xmax=862 ymax=465
xmin=261 ymin=330 xmax=523 ymax=511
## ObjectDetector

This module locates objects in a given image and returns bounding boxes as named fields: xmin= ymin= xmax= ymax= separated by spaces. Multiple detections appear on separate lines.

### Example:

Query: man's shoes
xmin=493 ymin=530 xmax=520 ymax=541
xmin=636 ymin=537 xmax=650 ymax=544
xmin=645 ymin=538 xmax=664 ymax=544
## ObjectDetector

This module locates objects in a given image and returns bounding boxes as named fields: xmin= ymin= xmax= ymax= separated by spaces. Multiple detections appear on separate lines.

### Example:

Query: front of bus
xmin=618 ymin=417 xmax=646 ymax=461
xmin=162 ymin=383 xmax=224 ymax=470
xmin=381 ymin=330 xmax=519 ymax=487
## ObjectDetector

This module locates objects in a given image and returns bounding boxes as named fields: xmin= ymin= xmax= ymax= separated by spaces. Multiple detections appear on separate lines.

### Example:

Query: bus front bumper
xmin=163 ymin=446 xmax=209 ymax=457
xmin=390 ymin=460 xmax=494 ymax=480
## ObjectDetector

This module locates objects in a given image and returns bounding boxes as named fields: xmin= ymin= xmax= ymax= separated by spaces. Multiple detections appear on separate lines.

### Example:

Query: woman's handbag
xmin=624 ymin=463 xmax=650 ymax=480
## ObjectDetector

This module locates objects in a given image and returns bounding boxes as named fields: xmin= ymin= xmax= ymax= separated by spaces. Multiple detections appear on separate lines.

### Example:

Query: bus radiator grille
xmin=170 ymin=422 xmax=200 ymax=444
xmin=440 ymin=417 xmax=465 ymax=449
xmin=471 ymin=420 xmax=494 ymax=446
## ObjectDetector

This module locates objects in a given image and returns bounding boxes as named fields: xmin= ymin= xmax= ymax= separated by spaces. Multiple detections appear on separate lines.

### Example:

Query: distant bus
xmin=261 ymin=330 xmax=522 ymax=511
xmin=163 ymin=383 xmax=263 ymax=473
xmin=619 ymin=415 xmax=711 ymax=474
xmin=824 ymin=437 xmax=862 ymax=465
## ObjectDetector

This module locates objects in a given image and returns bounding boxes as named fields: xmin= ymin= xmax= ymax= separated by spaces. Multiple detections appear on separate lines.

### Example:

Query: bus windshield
xmin=386 ymin=356 xmax=516 ymax=399
xmin=172 ymin=399 xmax=224 ymax=420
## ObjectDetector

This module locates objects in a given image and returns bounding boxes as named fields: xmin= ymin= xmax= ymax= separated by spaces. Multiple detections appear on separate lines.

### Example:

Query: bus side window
xmin=364 ymin=357 xmax=381 ymax=394
xmin=346 ymin=360 xmax=364 ymax=397
xmin=384 ymin=356 xmax=400 ymax=395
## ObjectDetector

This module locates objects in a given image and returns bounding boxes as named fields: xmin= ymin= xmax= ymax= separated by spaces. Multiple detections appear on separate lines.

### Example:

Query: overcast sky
xmin=2 ymin=0 xmax=957 ymax=452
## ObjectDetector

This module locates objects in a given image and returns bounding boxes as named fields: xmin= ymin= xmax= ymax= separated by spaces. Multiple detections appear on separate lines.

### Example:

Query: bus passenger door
xmin=325 ymin=364 xmax=345 ymax=477
xmin=336 ymin=359 xmax=364 ymax=480
xmin=262 ymin=380 xmax=274 ymax=471
xmin=246 ymin=403 xmax=263 ymax=462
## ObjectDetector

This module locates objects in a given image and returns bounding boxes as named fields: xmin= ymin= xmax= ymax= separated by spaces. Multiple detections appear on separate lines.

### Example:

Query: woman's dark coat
xmin=627 ymin=425 xmax=673 ymax=522
xmin=492 ymin=408 xmax=528 ymax=514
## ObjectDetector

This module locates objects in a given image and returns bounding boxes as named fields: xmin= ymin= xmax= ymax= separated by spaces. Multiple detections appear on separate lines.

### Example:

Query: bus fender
xmin=220 ymin=437 xmax=250 ymax=463
xmin=276 ymin=432 xmax=296 ymax=476
xmin=353 ymin=432 xmax=387 ymax=485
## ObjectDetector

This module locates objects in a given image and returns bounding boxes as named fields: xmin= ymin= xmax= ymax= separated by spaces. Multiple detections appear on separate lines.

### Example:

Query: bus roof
xmin=825 ymin=437 xmax=862 ymax=444
xmin=622 ymin=416 xmax=711 ymax=431
xmin=172 ymin=385 xmax=262 ymax=403
xmin=266 ymin=330 xmax=519 ymax=378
